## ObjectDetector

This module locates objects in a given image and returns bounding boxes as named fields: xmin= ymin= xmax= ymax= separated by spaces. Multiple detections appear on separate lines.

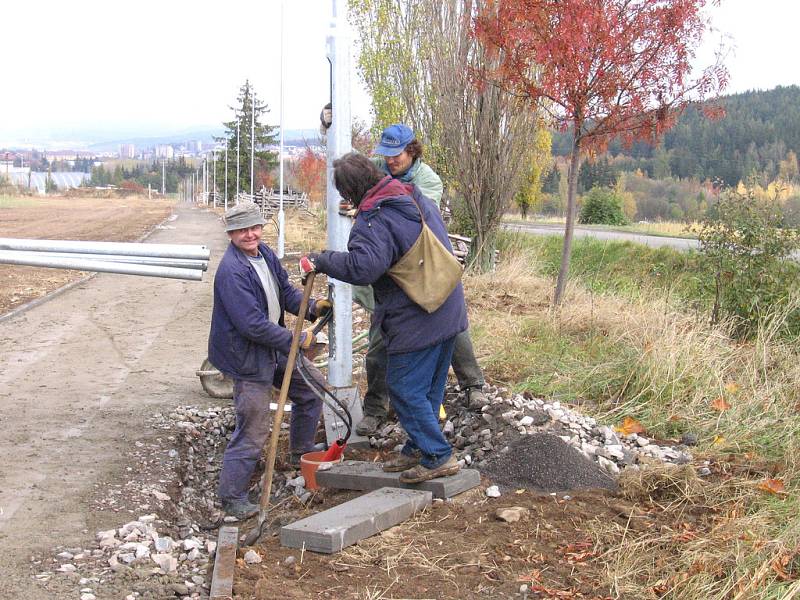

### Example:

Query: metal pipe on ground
xmin=0 ymin=238 xmax=211 ymax=260
xmin=0 ymin=250 xmax=203 ymax=281
xmin=3 ymin=250 xmax=208 ymax=271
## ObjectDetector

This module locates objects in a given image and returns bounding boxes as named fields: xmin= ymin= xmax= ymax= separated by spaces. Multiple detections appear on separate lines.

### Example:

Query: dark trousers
xmin=217 ymin=356 xmax=324 ymax=503
xmin=386 ymin=337 xmax=456 ymax=469
xmin=363 ymin=324 xmax=484 ymax=419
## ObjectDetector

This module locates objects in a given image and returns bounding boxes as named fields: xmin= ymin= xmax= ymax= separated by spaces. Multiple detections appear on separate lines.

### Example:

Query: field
xmin=0 ymin=193 xmax=175 ymax=314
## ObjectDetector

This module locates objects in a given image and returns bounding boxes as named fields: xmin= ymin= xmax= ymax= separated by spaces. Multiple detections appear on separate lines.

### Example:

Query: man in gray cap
xmin=208 ymin=203 xmax=331 ymax=519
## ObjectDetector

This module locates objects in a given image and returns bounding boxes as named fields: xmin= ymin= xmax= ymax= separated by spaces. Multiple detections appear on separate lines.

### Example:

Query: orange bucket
xmin=299 ymin=450 xmax=343 ymax=490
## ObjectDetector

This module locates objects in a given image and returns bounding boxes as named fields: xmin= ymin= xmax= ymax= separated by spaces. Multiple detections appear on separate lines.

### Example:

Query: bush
xmin=697 ymin=186 xmax=800 ymax=338
xmin=578 ymin=186 xmax=628 ymax=225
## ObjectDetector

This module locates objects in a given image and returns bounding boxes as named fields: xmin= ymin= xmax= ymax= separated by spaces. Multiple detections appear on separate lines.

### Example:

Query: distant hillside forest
xmin=551 ymin=85 xmax=800 ymax=187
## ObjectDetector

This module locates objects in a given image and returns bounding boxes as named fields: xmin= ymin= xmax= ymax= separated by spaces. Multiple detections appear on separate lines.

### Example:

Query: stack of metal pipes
xmin=0 ymin=238 xmax=210 ymax=281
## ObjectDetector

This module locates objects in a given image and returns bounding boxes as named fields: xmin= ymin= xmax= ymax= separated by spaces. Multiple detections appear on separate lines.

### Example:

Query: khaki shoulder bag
xmin=387 ymin=199 xmax=463 ymax=313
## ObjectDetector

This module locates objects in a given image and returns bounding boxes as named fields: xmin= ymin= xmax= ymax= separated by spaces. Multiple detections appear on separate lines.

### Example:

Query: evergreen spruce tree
xmin=216 ymin=80 xmax=278 ymax=200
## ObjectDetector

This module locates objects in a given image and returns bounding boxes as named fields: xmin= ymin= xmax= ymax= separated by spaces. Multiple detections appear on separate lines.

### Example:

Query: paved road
xmin=0 ymin=204 xmax=227 ymax=598
xmin=505 ymin=222 xmax=700 ymax=251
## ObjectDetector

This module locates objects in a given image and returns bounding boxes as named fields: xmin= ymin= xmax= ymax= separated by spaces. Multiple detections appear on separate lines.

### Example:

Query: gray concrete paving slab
xmin=280 ymin=487 xmax=431 ymax=553
xmin=315 ymin=460 xmax=481 ymax=498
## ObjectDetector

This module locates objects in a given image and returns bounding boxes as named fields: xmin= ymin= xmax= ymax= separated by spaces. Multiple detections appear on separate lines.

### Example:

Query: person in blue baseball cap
xmin=372 ymin=124 xmax=443 ymax=201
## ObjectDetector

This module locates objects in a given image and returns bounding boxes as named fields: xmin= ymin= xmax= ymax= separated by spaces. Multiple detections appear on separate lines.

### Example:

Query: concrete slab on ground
xmin=315 ymin=460 xmax=481 ymax=498
xmin=209 ymin=526 xmax=238 ymax=600
xmin=280 ymin=487 xmax=431 ymax=554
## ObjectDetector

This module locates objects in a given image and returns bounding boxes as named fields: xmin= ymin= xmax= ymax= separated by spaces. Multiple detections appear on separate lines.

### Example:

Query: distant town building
xmin=155 ymin=144 xmax=175 ymax=159
xmin=119 ymin=144 xmax=136 ymax=159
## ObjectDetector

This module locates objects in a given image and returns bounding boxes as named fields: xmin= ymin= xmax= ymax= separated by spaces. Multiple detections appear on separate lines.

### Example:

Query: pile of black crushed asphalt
xmin=481 ymin=433 xmax=619 ymax=493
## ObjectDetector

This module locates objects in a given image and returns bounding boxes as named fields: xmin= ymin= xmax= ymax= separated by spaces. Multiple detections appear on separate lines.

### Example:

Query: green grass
xmin=498 ymin=231 xmax=706 ymax=302
xmin=0 ymin=194 xmax=36 ymax=208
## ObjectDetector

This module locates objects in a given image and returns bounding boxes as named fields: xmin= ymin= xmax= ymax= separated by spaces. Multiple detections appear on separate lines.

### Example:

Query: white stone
xmin=495 ymin=507 xmax=529 ymax=523
xmin=152 ymin=490 xmax=170 ymax=502
xmin=151 ymin=553 xmax=178 ymax=573
xmin=636 ymin=437 xmax=650 ymax=447
xmin=138 ymin=514 xmax=157 ymax=524
xmin=187 ymin=548 xmax=201 ymax=561
xmin=80 ymin=594 xmax=96 ymax=600
xmin=96 ymin=529 xmax=116 ymax=541
xmin=57 ymin=564 xmax=76 ymax=573
xmin=182 ymin=539 xmax=201 ymax=551
xmin=154 ymin=536 xmax=173 ymax=553
xmin=56 ymin=551 xmax=74 ymax=560
xmin=243 ymin=550 xmax=262 ymax=564
xmin=485 ymin=485 xmax=501 ymax=498
xmin=597 ymin=456 xmax=620 ymax=475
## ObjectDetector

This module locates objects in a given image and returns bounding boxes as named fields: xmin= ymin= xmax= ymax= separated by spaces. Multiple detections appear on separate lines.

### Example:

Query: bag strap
xmin=408 ymin=196 xmax=427 ymax=226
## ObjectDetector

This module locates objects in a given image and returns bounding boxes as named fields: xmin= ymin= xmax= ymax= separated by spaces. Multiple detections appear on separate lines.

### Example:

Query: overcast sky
xmin=0 ymin=0 xmax=797 ymax=144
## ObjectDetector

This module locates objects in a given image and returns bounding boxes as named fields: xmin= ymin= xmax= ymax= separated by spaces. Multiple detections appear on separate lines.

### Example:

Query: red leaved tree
xmin=474 ymin=0 xmax=727 ymax=304
xmin=293 ymin=145 xmax=326 ymax=203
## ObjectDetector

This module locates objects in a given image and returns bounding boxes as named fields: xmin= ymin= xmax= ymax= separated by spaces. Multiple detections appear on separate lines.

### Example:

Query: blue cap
xmin=374 ymin=124 xmax=414 ymax=157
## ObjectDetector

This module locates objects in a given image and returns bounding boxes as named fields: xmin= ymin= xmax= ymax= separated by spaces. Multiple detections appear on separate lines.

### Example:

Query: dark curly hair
xmin=404 ymin=139 xmax=423 ymax=160
xmin=333 ymin=152 xmax=384 ymax=206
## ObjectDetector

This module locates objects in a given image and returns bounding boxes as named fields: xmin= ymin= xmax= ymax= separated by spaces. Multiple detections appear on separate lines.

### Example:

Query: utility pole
xmin=277 ymin=0 xmax=286 ymax=258
xmin=161 ymin=159 xmax=165 ymax=195
xmin=250 ymin=91 xmax=255 ymax=197
xmin=319 ymin=0 xmax=367 ymax=447
xmin=236 ymin=120 xmax=240 ymax=201
xmin=224 ymin=144 xmax=229 ymax=211
xmin=212 ymin=150 xmax=217 ymax=207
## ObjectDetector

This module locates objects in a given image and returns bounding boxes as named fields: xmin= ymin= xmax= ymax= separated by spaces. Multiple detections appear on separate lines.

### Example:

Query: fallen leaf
xmin=515 ymin=489 xmax=526 ymax=495
xmin=771 ymin=552 xmax=795 ymax=581
xmin=712 ymin=435 xmax=726 ymax=446
xmin=711 ymin=397 xmax=731 ymax=411
xmin=615 ymin=416 xmax=645 ymax=435
xmin=724 ymin=382 xmax=740 ymax=394
xmin=756 ymin=478 xmax=786 ymax=495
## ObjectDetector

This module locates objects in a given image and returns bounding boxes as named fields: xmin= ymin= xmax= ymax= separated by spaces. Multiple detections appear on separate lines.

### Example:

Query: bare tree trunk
xmin=554 ymin=135 xmax=582 ymax=305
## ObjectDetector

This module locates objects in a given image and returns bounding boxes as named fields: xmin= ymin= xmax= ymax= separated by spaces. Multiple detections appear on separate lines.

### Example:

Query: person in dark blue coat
xmin=209 ymin=202 xmax=330 ymax=519
xmin=300 ymin=153 xmax=467 ymax=483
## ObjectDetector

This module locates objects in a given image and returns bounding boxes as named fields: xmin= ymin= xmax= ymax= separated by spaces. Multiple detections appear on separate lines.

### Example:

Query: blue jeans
xmin=218 ymin=357 xmax=324 ymax=503
xmin=386 ymin=337 xmax=456 ymax=469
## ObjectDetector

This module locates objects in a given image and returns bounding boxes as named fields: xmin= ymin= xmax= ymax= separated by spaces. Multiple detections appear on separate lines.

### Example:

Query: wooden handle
xmin=256 ymin=272 xmax=316 ymax=517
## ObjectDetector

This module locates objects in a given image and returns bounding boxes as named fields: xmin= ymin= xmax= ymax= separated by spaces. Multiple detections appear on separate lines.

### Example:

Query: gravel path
xmin=0 ymin=204 xmax=226 ymax=598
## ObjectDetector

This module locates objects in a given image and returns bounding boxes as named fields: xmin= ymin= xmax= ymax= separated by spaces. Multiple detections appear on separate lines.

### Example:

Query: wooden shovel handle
xmin=257 ymin=272 xmax=316 ymax=515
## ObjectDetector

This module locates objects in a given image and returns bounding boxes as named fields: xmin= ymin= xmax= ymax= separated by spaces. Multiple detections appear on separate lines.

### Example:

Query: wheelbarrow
xmin=195 ymin=310 xmax=334 ymax=399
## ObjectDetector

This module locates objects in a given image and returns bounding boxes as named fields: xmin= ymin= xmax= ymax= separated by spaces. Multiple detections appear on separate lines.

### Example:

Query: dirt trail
xmin=0 ymin=204 xmax=227 ymax=598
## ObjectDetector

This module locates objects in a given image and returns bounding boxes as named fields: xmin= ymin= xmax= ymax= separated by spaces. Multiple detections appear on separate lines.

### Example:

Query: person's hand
xmin=319 ymin=103 xmax=332 ymax=134
xmin=299 ymin=254 xmax=318 ymax=285
xmin=315 ymin=299 xmax=333 ymax=317
xmin=338 ymin=200 xmax=357 ymax=218
xmin=299 ymin=327 xmax=317 ymax=350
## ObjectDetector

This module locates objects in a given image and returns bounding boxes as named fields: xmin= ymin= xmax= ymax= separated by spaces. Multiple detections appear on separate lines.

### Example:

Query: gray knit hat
xmin=224 ymin=202 xmax=266 ymax=232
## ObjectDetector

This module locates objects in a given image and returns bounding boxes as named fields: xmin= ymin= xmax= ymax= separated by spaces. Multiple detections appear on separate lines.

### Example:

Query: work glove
xmin=319 ymin=103 xmax=332 ymax=135
xmin=314 ymin=299 xmax=333 ymax=318
xmin=299 ymin=327 xmax=317 ymax=350
xmin=299 ymin=254 xmax=318 ymax=285
xmin=338 ymin=200 xmax=357 ymax=218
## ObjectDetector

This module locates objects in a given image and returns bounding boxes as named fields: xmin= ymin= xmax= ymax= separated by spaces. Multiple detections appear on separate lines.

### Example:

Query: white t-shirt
xmin=247 ymin=254 xmax=281 ymax=324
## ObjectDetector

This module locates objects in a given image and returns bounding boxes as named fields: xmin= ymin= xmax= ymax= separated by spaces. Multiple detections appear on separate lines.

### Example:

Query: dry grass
xmin=463 ymin=247 xmax=800 ymax=599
